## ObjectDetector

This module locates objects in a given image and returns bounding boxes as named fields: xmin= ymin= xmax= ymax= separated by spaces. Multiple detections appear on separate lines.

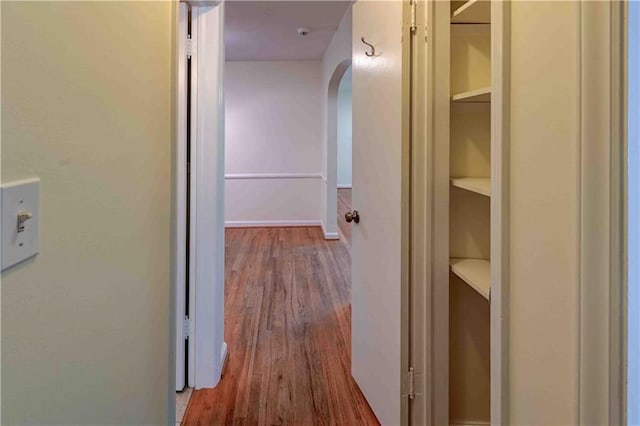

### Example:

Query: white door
xmin=351 ymin=0 xmax=406 ymax=424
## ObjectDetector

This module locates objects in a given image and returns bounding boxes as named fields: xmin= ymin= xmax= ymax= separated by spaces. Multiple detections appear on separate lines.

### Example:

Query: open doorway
xmin=336 ymin=66 xmax=353 ymax=247
xmin=177 ymin=0 xmax=413 ymax=423
xmin=180 ymin=2 xmax=378 ymax=424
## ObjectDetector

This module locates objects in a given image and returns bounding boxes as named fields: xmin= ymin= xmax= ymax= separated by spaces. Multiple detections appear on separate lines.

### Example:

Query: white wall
xmin=337 ymin=69 xmax=353 ymax=188
xmin=321 ymin=7 xmax=352 ymax=236
xmin=628 ymin=1 xmax=640 ymax=422
xmin=1 ymin=2 xmax=174 ymax=424
xmin=225 ymin=61 xmax=323 ymax=226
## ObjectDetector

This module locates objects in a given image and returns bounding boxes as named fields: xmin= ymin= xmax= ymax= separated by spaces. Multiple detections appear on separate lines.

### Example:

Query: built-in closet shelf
xmin=451 ymin=177 xmax=491 ymax=197
xmin=450 ymin=258 xmax=490 ymax=300
xmin=451 ymin=0 xmax=491 ymax=24
xmin=451 ymin=87 xmax=491 ymax=103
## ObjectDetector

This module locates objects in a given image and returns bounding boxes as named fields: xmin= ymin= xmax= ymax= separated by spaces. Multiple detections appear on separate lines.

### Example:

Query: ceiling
xmin=225 ymin=1 xmax=352 ymax=61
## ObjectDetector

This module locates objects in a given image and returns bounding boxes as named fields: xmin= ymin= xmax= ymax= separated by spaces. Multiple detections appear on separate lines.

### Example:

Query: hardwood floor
xmin=182 ymin=227 xmax=379 ymax=426
xmin=337 ymin=188 xmax=352 ymax=247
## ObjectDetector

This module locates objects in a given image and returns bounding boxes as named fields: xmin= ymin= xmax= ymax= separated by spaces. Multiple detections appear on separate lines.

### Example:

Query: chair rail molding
xmin=224 ymin=173 xmax=323 ymax=180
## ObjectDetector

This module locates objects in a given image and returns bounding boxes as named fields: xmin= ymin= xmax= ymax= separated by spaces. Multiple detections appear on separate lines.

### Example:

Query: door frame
xmin=190 ymin=1 xmax=227 ymax=390
xmin=175 ymin=2 xmax=188 ymax=392
xmin=173 ymin=0 xmax=227 ymax=400
xmin=418 ymin=1 xmax=510 ymax=424
xmin=578 ymin=2 xmax=626 ymax=424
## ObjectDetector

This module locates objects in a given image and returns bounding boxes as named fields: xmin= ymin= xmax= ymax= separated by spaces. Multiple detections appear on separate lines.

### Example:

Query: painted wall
xmin=509 ymin=2 xmax=580 ymax=424
xmin=225 ymin=61 xmax=323 ymax=226
xmin=1 ymin=2 xmax=174 ymax=424
xmin=337 ymin=69 xmax=353 ymax=188
xmin=321 ymin=7 xmax=352 ymax=236
xmin=628 ymin=1 xmax=640 ymax=422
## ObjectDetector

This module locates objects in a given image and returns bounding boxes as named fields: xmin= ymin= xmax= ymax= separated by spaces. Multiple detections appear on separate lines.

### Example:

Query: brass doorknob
xmin=345 ymin=210 xmax=360 ymax=224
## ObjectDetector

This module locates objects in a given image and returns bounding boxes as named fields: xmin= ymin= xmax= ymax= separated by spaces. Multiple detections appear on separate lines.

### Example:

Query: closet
xmin=447 ymin=0 xmax=493 ymax=424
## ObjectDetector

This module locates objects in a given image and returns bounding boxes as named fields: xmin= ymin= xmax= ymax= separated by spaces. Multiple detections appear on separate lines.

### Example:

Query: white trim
xmin=191 ymin=3 xmax=226 ymax=390
xmin=430 ymin=2 xmax=452 ymax=424
xmin=225 ymin=220 xmax=322 ymax=228
xmin=578 ymin=2 xmax=626 ymax=424
xmin=186 ymin=0 xmax=221 ymax=7
xmin=322 ymin=222 xmax=340 ymax=240
xmin=621 ymin=3 xmax=632 ymax=423
xmin=610 ymin=3 xmax=626 ymax=422
xmin=175 ymin=2 xmax=188 ymax=393
xmin=490 ymin=1 xmax=510 ymax=424
xmin=224 ymin=173 xmax=322 ymax=180
xmin=187 ymin=2 xmax=199 ymax=388
xmin=337 ymin=184 xmax=352 ymax=189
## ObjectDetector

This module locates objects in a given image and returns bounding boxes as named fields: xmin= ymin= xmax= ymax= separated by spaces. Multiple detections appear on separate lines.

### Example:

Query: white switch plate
xmin=2 ymin=178 xmax=40 ymax=271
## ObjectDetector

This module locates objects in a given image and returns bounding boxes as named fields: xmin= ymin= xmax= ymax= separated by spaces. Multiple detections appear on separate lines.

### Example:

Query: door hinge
xmin=406 ymin=366 xmax=416 ymax=400
xmin=183 ymin=316 xmax=191 ymax=339
xmin=410 ymin=0 xmax=417 ymax=33
xmin=186 ymin=35 xmax=193 ymax=58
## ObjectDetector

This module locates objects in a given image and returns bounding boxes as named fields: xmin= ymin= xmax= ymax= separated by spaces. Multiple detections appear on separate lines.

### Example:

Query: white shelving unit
xmin=447 ymin=0 xmax=493 ymax=423
xmin=452 ymin=86 xmax=491 ymax=103
xmin=451 ymin=0 xmax=491 ymax=24
xmin=451 ymin=177 xmax=491 ymax=196
xmin=450 ymin=258 xmax=491 ymax=300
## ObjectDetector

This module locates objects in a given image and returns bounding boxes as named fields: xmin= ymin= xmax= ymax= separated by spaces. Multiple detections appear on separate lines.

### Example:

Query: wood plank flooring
xmin=182 ymin=227 xmax=379 ymax=425
xmin=337 ymin=188 xmax=352 ymax=248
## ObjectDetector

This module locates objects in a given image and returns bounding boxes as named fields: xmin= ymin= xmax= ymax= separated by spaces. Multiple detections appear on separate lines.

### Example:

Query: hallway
xmin=182 ymin=227 xmax=378 ymax=425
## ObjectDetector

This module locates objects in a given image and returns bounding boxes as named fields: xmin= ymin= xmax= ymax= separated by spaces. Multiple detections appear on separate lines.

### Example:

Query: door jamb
xmin=190 ymin=2 xmax=227 ymax=390
xmin=407 ymin=1 xmax=430 ymax=425
xmin=578 ymin=2 xmax=626 ymax=424
xmin=424 ymin=1 xmax=453 ymax=424
xmin=490 ymin=2 xmax=511 ymax=424
xmin=173 ymin=0 xmax=226 ymax=396
xmin=175 ymin=1 xmax=188 ymax=392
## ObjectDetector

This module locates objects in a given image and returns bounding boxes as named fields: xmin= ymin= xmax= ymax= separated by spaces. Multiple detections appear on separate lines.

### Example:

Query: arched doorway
xmin=324 ymin=59 xmax=352 ymax=238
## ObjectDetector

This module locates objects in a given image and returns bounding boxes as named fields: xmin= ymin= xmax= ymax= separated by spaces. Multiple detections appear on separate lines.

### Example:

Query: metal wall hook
xmin=361 ymin=37 xmax=376 ymax=57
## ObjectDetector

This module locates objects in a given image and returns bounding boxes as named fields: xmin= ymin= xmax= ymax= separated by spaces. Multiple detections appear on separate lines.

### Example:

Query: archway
xmin=324 ymin=59 xmax=352 ymax=238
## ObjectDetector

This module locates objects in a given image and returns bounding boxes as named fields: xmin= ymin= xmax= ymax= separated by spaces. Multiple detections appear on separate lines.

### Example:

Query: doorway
xmin=174 ymin=1 xmax=226 ymax=423
xmin=336 ymin=66 xmax=353 ymax=247
xmin=178 ymin=0 xmax=415 ymax=424
xmin=181 ymin=1 xmax=380 ymax=423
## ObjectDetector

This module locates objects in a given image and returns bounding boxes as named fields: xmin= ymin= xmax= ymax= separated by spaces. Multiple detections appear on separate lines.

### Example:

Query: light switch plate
xmin=2 ymin=178 xmax=40 ymax=271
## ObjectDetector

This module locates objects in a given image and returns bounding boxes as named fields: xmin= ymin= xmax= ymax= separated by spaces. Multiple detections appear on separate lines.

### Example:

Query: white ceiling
xmin=225 ymin=1 xmax=352 ymax=61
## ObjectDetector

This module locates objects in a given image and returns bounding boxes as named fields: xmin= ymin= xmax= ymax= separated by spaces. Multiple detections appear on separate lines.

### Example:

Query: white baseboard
xmin=337 ymin=184 xmax=352 ymax=189
xmin=225 ymin=220 xmax=322 ymax=228
xmin=321 ymin=222 xmax=339 ymax=240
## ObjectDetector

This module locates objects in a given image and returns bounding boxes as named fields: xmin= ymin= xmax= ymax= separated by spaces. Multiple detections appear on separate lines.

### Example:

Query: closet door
xmin=350 ymin=0 xmax=406 ymax=424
